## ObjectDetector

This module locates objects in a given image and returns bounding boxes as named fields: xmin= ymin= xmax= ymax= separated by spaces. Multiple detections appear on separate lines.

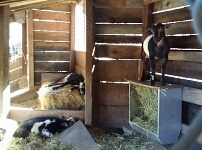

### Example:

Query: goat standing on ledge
xmin=141 ymin=23 xmax=170 ymax=86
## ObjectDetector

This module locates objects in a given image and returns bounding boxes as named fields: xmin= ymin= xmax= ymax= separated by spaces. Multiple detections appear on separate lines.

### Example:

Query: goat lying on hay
xmin=38 ymin=74 xmax=85 ymax=110
xmin=13 ymin=116 xmax=75 ymax=138
xmin=141 ymin=23 xmax=170 ymax=86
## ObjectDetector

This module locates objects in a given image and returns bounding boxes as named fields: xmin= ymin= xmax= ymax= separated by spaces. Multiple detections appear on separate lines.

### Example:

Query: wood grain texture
xmin=33 ymin=10 xmax=71 ymax=22
xmin=95 ymin=45 xmax=141 ymax=59
xmin=94 ymin=60 xmax=139 ymax=82
xmin=34 ymin=51 xmax=70 ymax=61
xmin=34 ymin=41 xmax=70 ymax=51
xmin=34 ymin=21 xmax=70 ymax=31
xmin=34 ymin=31 xmax=70 ymax=41
xmin=95 ymin=8 xmax=142 ymax=23
xmin=95 ymin=24 xmax=142 ymax=35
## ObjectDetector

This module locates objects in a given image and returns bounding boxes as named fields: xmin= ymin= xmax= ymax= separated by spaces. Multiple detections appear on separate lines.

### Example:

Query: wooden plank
xmin=27 ymin=10 xmax=34 ymax=89
xmin=94 ymin=60 xmax=138 ymax=82
xmin=95 ymin=24 xmax=142 ymax=34
xmin=155 ymin=60 xmax=202 ymax=89
xmin=95 ymin=45 xmax=141 ymax=59
xmin=34 ymin=61 xmax=70 ymax=72
xmin=10 ymin=80 xmax=20 ymax=93
xmin=166 ymin=21 xmax=195 ymax=35
xmin=154 ymin=7 xmax=191 ymax=23
xmin=95 ymin=35 xmax=142 ymax=44
xmin=85 ymin=0 xmax=94 ymax=125
xmin=94 ymin=0 xmax=143 ymax=8
xmin=34 ymin=51 xmax=70 ymax=61
xmin=33 ymin=10 xmax=71 ymax=22
xmin=94 ymin=105 xmax=129 ymax=128
xmin=94 ymin=83 xmax=129 ymax=105
xmin=125 ymin=0 xmax=143 ymax=8
xmin=36 ymin=2 xmax=71 ymax=12
xmin=70 ymin=3 xmax=75 ymax=72
xmin=33 ymin=21 xmax=70 ymax=31
xmin=34 ymin=31 xmax=70 ymax=41
xmin=9 ymin=0 xmax=72 ymax=12
xmin=169 ymin=35 xmax=200 ymax=49
xmin=75 ymin=51 xmax=86 ymax=69
xmin=34 ymin=41 xmax=70 ymax=51
xmin=144 ymin=0 xmax=161 ymax=4
xmin=182 ymin=87 xmax=202 ymax=106
xmin=154 ymin=0 xmax=187 ymax=12
xmin=95 ymin=8 xmax=142 ymax=23
xmin=0 ymin=5 xmax=10 ymax=118
xmin=75 ymin=65 xmax=86 ymax=79
xmin=9 ymin=110 xmax=84 ymax=122
xmin=9 ymin=57 xmax=22 ymax=71
xmin=169 ymin=51 xmax=202 ymax=62
xmin=22 ymin=23 xmax=27 ymax=75
xmin=139 ymin=4 xmax=154 ymax=80
xmin=94 ymin=0 xmax=125 ymax=8
xmin=9 ymin=67 xmax=22 ymax=81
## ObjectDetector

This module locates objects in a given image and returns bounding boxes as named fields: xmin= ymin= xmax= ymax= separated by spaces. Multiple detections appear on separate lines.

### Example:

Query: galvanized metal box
xmin=129 ymin=81 xmax=182 ymax=145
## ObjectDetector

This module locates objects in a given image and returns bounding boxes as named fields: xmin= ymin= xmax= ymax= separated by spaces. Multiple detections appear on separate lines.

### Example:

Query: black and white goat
xmin=141 ymin=23 xmax=170 ymax=86
xmin=13 ymin=116 xmax=75 ymax=138
xmin=47 ymin=73 xmax=85 ymax=95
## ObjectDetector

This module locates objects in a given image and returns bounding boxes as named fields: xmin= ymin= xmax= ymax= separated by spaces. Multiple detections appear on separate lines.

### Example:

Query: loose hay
xmin=38 ymin=83 xmax=85 ymax=110
xmin=130 ymin=84 xmax=158 ymax=133
xmin=8 ymin=134 xmax=72 ymax=150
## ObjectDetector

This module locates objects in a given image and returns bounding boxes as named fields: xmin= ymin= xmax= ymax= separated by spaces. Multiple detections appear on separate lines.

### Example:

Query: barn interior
xmin=0 ymin=0 xmax=202 ymax=149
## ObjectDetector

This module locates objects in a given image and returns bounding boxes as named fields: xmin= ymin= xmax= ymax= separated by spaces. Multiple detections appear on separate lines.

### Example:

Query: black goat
xmin=47 ymin=73 xmax=85 ymax=95
xmin=13 ymin=116 xmax=75 ymax=138
xmin=141 ymin=23 xmax=170 ymax=86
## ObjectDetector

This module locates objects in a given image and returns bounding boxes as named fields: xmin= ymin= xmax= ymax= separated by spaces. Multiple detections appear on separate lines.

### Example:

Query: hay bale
xmin=38 ymin=83 xmax=85 ymax=110
xmin=130 ymin=83 xmax=158 ymax=133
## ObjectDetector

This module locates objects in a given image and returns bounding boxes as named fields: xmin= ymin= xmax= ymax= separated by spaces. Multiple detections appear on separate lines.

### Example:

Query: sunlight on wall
xmin=75 ymin=1 xmax=86 ymax=51
xmin=9 ymin=22 xmax=22 ymax=59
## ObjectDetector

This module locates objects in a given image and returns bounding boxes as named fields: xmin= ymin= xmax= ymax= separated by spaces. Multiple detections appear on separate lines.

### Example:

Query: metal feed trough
xmin=129 ymin=81 xmax=182 ymax=145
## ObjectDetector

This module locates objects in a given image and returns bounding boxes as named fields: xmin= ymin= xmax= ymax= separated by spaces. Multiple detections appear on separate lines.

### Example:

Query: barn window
xmin=9 ymin=22 xmax=22 ymax=60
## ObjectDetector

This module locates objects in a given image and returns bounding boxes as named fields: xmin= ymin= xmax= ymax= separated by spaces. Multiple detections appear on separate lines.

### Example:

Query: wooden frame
xmin=85 ymin=0 xmax=94 ymax=125
xmin=27 ymin=10 xmax=34 ymax=90
xmin=0 ymin=5 xmax=10 ymax=118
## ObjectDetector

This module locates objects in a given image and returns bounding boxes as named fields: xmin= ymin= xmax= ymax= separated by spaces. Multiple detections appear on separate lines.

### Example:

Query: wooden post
xmin=27 ymin=10 xmax=34 ymax=89
xmin=85 ymin=0 xmax=94 ymax=125
xmin=22 ymin=22 xmax=27 ymax=75
xmin=70 ymin=3 xmax=76 ymax=73
xmin=138 ymin=4 xmax=154 ymax=80
xmin=0 ymin=5 xmax=10 ymax=118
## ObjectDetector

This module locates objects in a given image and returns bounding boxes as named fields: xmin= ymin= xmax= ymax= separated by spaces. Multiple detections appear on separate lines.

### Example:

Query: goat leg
xmin=52 ymin=81 xmax=70 ymax=90
xmin=161 ymin=57 xmax=168 ymax=86
xmin=149 ymin=57 xmax=156 ymax=86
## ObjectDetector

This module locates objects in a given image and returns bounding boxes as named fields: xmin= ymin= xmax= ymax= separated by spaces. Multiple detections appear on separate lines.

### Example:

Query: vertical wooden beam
xmin=22 ymin=22 xmax=27 ymax=75
xmin=0 ymin=5 xmax=10 ymax=118
xmin=70 ymin=3 xmax=76 ymax=72
xmin=85 ymin=0 xmax=94 ymax=125
xmin=27 ymin=10 xmax=34 ymax=89
xmin=138 ymin=4 xmax=154 ymax=80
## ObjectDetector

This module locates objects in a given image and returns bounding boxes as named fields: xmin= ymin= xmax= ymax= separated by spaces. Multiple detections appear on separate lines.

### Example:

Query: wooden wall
xmin=151 ymin=0 xmax=202 ymax=89
xmin=9 ymin=57 xmax=23 ymax=92
xmin=93 ymin=0 xmax=143 ymax=128
xmin=33 ymin=3 xmax=72 ymax=84
xmin=149 ymin=0 xmax=202 ymax=129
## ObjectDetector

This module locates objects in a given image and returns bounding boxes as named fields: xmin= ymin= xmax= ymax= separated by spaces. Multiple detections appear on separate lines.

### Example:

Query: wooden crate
xmin=129 ymin=81 xmax=182 ymax=144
